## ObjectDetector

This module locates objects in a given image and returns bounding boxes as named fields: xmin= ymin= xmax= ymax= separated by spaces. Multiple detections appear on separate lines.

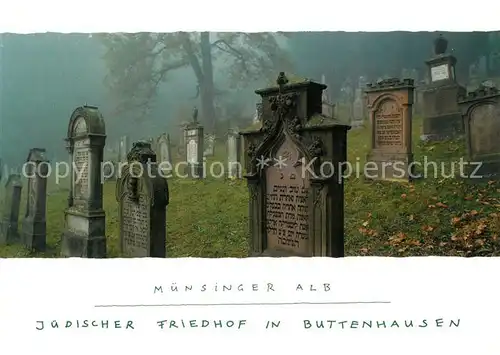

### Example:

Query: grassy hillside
xmin=1 ymin=117 xmax=499 ymax=258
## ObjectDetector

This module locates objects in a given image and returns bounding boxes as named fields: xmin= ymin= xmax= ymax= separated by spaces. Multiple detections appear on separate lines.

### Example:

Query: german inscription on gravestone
xmin=431 ymin=64 xmax=449 ymax=82
xmin=265 ymin=137 xmax=309 ymax=255
xmin=187 ymin=140 xmax=197 ymax=164
xmin=374 ymin=99 xmax=403 ymax=148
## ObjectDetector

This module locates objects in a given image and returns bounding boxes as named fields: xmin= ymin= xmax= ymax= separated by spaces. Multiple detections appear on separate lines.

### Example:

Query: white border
xmin=0 ymin=0 xmax=499 ymax=32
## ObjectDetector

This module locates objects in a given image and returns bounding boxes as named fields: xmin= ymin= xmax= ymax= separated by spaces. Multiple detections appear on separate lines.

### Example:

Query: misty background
xmin=1 ymin=32 xmax=499 ymax=167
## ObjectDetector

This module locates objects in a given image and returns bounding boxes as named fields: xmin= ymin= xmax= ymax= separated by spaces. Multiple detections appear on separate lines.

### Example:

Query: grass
xmin=0 ymin=116 xmax=499 ymax=258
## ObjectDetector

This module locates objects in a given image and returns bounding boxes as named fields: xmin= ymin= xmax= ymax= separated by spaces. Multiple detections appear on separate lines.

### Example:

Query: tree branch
xmin=179 ymin=32 xmax=204 ymax=82
xmin=211 ymin=39 xmax=245 ymax=60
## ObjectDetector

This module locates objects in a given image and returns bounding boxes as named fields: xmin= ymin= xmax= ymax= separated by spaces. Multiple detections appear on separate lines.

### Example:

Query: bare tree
xmin=99 ymin=32 xmax=291 ymax=131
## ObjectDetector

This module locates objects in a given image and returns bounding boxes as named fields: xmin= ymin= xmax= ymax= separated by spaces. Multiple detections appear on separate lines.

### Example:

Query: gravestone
xmin=321 ymin=74 xmax=335 ymax=119
xmin=184 ymin=107 xmax=204 ymax=178
xmin=352 ymin=88 xmax=365 ymax=128
xmin=61 ymin=106 xmax=107 ymax=258
xmin=157 ymin=133 xmax=173 ymax=176
xmin=240 ymin=72 xmax=349 ymax=257
xmin=203 ymin=134 xmax=215 ymax=157
xmin=421 ymin=35 xmax=466 ymax=141
xmin=0 ymin=174 xmax=22 ymax=245
xmin=116 ymin=141 xmax=169 ymax=257
xmin=227 ymin=129 xmax=242 ymax=178
xmin=458 ymin=86 xmax=500 ymax=178
xmin=253 ymin=103 xmax=263 ymax=123
xmin=365 ymin=78 xmax=415 ymax=182
xmin=119 ymin=136 xmax=130 ymax=163
xmin=21 ymin=148 xmax=48 ymax=252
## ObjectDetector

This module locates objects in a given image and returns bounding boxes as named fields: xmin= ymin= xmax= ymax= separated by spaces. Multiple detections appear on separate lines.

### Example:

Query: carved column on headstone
xmin=240 ymin=72 xmax=349 ymax=257
xmin=458 ymin=86 xmax=500 ymax=178
xmin=61 ymin=105 xmax=107 ymax=258
xmin=184 ymin=107 xmax=204 ymax=178
xmin=365 ymin=78 xmax=415 ymax=182
xmin=21 ymin=148 xmax=48 ymax=252
xmin=0 ymin=173 xmax=23 ymax=245
xmin=115 ymin=141 xmax=169 ymax=257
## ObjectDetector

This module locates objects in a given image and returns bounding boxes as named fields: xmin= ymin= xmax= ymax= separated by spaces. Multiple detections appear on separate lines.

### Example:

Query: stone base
xmin=0 ymin=219 xmax=20 ymax=245
xmin=421 ymin=112 xmax=464 ymax=141
xmin=21 ymin=218 xmax=46 ymax=252
xmin=60 ymin=211 xmax=106 ymax=258
xmin=463 ymin=157 xmax=500 ymax=180
xmin=185 ymin=163 xmax=204 ymax=179
xmin=365 ymin=151 xmax=414 ymax=182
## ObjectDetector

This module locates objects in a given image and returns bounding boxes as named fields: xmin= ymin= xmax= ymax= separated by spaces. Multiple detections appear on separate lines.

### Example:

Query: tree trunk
xmin=199 ymin=32 xmax=217 ymax=133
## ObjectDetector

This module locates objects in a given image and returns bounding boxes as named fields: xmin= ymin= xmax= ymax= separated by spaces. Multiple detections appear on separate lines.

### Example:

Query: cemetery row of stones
xmin=1 ymin=37 xmax=499 ymax=257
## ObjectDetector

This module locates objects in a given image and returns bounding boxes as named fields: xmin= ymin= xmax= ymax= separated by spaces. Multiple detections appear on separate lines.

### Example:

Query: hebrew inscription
xmin=121 ymin=194 xmax=150 ymax=257
xmin=73 ymin=143 xmax=90 ymax=200
xmin=374 ymin=99 xmax=403 ymax=148
xmin=265 ymin=138 xmax=310 ymax=255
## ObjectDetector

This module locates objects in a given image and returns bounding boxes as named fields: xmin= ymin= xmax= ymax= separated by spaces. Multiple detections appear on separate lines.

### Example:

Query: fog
xmin=1 ymin=31 xmax=499 ymax=168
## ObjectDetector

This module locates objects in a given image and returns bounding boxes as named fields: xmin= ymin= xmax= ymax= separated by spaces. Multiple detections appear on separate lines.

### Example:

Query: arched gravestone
xmin=458 ymin=86 xmax=500 ymax=178
xmin=61 ymin=106 xmax=107 ymax=258
xmin=0 ymin=173 xmax=23 ymax=245
xmin=116 ymin=141 xmax=169 ymax=257
xmin=21 ymin=148 xmax=49 ymax=252
xmin=365 ymin=78 xmax=415 ymax=182
xmin=240 ymin=72 xmax=349 ymax=257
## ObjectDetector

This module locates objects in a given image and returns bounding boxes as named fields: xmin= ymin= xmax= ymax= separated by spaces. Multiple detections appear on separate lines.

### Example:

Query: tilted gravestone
xmin=365 ymin=78 xmax=415 ymax=182
xmin=458 ymin=86 xmax=500 ymax=178
xmin=21 ymin=148 xmax=49 ymax=252
xmin=184 ymin=107 xmax=204 ymax=178
xmin=156 ymin=133 xmax=173 ymax=176
xmin=421 ymin=35 xmax=466 ymax=141
xmin=61 ymin=106 xmax=107 ymax=258
xmin=0 ymin=174 xmax=23 ymax=245
xmin=227 ymin=129 xmax=242 ymax=179
xmin=116 ymin=141 xmax=169 ymax=257
xmin=240 ymin=72 xmax=349 ymax=257
xmin=352 ymin=88 xmax=365 ymax=128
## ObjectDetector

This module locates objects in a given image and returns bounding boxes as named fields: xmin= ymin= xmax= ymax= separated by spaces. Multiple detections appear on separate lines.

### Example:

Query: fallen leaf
xmin=451 ymin=216 xmax=461 ymax=225
xmin=436 ymin=202 xmax=448 ymax=208
xmin=401 ymin=193 xmax=407 ymax=199
xmin=470 ymin=210 xmax=479 ymax=216
xmin=428 ymin=204 xmax=436 ymax=209
xmin=359 ymin=248 xmax=369 ymax=254
xmin=367 ymin=212 xmax=372 ymax=218
xmin=408 ymin=214 xmax=414 ymax=221
xmin=488 ymin=180 xmax=495 ymax=185
xmin=464 ymin=196 xmax=473 ymax=200
xmin=422 ymin=225 xmax=434 ymax=232
xmin=362 ymin=221 xmax=369 ymax=227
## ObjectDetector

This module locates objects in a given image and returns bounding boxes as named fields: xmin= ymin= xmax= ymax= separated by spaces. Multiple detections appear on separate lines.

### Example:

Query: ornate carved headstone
xmin=156 ymin=133 xmax=173 ymax=176
xmin=21 ymin=148 xmax=48 ymax=252
xmin=458 ymin=86 xmax=500 ymax=178
xmin=227 ymin=129 xmax=242 ymax=179
xmin=184 ymin=107 xmax=204 ymax=178
xmin=115 ymin=141 xmax=169 ymax=257
xmin=421 ymin=35 xmax=466 ymax=141
xmin=365 ymin=78 xmax=415 ymax=181
xmin=0 ymin=174 xmax=23 ymax=245
xmin=240 ymin=72 xmax=349 ymax=257
xmin=61 ymin=106 xmax=107 ymax=258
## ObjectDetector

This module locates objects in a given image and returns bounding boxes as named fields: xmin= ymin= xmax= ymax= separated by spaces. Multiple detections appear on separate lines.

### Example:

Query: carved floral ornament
xmin=246 ymin=73 xmax=326 ymax=174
